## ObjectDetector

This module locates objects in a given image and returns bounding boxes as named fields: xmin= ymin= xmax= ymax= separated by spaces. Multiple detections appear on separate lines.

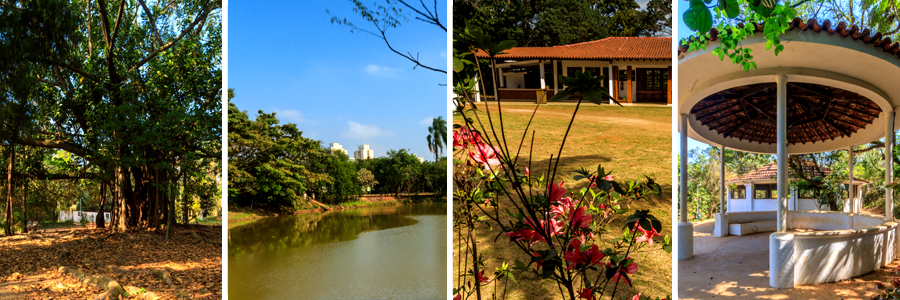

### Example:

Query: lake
xmin=228 ymin=203 xmax=447 ymax=299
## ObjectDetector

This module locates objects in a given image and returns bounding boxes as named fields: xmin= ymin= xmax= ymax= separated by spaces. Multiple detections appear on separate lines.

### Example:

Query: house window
xmin=731 ymin=187 xmax=746 ymax=199
xmin=754 ymin=184 xmax=776 ymax=199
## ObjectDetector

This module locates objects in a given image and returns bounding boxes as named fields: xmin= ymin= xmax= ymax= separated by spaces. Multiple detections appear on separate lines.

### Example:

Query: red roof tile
xmin=475 ymin=37 xmax=672 ymax=60
xmin=727 ymin=161 xmax=867 ymax=183
xmin=678 ymin=18 xmax=900 ymax=61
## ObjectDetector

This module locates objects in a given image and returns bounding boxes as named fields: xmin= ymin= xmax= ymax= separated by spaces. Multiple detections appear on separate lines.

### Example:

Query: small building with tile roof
xmin=724 ymin=161 xmax=866 ymax=213
xmin=474 ymin=37 xmax=672 ymax=104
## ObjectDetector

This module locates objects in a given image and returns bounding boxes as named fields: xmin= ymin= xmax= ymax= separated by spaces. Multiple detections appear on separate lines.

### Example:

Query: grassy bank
xmin=454 ymin=102 xmax=673 ymax=299
xmin=229 ymin=193 xmax=447 ymax=229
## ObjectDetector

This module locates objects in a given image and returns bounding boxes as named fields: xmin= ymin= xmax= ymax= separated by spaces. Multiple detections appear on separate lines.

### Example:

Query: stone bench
xmin=714 ymin=211 xmax=777 ymax=237
xmin=729 ymin=220 xmax=777 ymax=235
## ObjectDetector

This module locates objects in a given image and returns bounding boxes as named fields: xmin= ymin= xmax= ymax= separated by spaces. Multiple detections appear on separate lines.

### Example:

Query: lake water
xmin=228 ymin=203 xmax=447 ymax=299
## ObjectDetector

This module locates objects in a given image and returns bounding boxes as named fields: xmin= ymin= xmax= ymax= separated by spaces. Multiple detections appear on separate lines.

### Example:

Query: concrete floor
xmin=679 ymin=220 xmax=899 ymax=299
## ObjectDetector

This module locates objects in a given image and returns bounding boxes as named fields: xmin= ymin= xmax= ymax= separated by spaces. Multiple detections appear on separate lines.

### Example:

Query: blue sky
xmin=229 ymin=0 xmax=447 ymax=160
xmin=673 ymin=1 xmax=713 ymax=153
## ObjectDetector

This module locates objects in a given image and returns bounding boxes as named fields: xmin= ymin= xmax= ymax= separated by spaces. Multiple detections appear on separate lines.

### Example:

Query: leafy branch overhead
xmin=683 ymin=0 xmax=803 ymax=71
xmin=329 ymin=0 xmax=447 ymax=73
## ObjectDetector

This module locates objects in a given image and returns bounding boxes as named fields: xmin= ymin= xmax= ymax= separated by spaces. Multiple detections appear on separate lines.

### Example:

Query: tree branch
xmin=127 ymin=1 xmax=218 ymax=72
xmin=13 ymin=137 xmax=95 ymax=159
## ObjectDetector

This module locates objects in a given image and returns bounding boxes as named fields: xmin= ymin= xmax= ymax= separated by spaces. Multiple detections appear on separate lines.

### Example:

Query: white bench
xmin=729 ymin=220 xmax=777 ymax=235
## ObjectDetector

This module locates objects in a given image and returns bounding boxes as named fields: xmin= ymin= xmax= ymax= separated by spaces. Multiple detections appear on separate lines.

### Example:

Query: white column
xmin=608 ymin=65 xmax=614 ymax=96
xmin=678 ymin=113 xmax=693 ymax=260
xmin=746 ymin=183 xmax=754 ymax=211
xmin=887 ymin=111 xmax=895 ymax=221
xmin=474 ymin=75 xmax=482 ymax=102
xmin=680 ymin=114 xmax=689 ymax=223
xmin=720 ymin=145 xmax=726 ymax=214
xmin=498 ymin=68 xmax=505 ymax=88
xmin=849 ymin=147 xmax=855 ymax=213
xmin=776 ymin=74 xmax=787 ymax=232
xmin=539 ymin=60 xmax=546 ymax=89
xmin=552 ymin=60 xmax=558 ymax=94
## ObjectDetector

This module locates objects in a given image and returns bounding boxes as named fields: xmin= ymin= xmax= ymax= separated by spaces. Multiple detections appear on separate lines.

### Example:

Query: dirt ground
xmin=679 ymin=220 xmax=900 ymax=299
xmin=0 ymin=226 xmax=221 ymax=299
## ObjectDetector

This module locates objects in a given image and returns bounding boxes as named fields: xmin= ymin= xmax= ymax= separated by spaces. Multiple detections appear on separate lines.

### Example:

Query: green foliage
xmin=454 ymin=0 xmax=671 ymax=48
xmin=683 ymin=0 xmax=803 ymax=71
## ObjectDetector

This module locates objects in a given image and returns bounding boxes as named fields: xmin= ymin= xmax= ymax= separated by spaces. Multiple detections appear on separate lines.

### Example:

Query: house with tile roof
xmin=724 ymin=161 xmax=866 ymax=213
xmin=475 ymin=37 xmax=672 ymax=104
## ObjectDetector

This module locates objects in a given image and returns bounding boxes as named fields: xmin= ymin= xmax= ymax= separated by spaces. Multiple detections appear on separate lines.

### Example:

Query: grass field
xmin=453 ymin=102 xmax=673 ymax=300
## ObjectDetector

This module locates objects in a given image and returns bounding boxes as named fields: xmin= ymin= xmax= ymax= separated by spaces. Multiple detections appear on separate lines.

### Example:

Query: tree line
xmin=227 ymin=94 xmax=447 ymax=212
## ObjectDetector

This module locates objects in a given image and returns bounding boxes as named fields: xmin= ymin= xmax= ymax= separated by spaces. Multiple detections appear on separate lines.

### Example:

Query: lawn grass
xmin=453 ymin=102 xmax=673 ymax=300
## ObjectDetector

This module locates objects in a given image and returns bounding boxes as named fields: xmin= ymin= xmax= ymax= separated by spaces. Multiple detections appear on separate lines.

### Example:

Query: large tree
xmin=0 ymin=0 xmax=222 ymax=231
xmin=426 ymin=116 xmax=446 ymax=161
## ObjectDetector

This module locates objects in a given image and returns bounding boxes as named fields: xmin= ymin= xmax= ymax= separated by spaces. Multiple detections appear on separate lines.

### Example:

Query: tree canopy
xmin=0 ymin=0 xmax=222 ymax=232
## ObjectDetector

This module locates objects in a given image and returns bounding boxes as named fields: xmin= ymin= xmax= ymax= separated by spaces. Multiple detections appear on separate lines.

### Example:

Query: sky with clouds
xmin=230 ymin=0 xmax=447 ymax=160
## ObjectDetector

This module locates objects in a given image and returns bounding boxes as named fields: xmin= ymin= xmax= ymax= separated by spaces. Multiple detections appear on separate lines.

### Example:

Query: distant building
xmin=328 ymin=143 xmax=348 ymax=156
xmin=354 ymin=144 xmax=374 ymax=160
xmin=413 ymin=153 xmax=425 ymax=163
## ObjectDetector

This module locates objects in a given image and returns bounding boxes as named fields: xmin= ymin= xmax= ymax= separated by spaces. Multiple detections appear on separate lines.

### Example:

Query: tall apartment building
xmin=354 ymin=144 xmax=374 ymax=160
xmin=328 ymin=143 xmax=348 ymax=156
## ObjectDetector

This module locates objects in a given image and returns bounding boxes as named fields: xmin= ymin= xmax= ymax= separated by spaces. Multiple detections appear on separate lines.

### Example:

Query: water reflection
xmin=228 ymin=203 xmax=447 ymax=300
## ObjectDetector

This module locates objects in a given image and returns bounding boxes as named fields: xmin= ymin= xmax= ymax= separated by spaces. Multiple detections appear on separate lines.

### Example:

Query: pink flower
xmin=504 ymin=228 xmax=546 ymax=246
xmin=634 ymin=225 xmax=661 ymax=246
xmin=469 ymin=144 xmax=503 ymax=172
xmin=578 ymin=288 xmax=595 ymax=300
xmin=563 ymin=238 xmax=605 ymax=270
xmin=454 ymin=127 xmax=482 ymax=150
xmin=569 ymin=206 xmax=592 ymax=229
xmin=476 ymin=270 xmax=489 ymax=285
xmin=549 ymin=181 xmax=566 ymax=203
xmin=611 ymin=260 xmax=638 ymax=286
xmin=603 ymin=175 xmax=614 ymax=181
xmin=631 ymin=293 xmax=642 ymax=300
xmin=525 ymin=167 xmax=530 ymax=177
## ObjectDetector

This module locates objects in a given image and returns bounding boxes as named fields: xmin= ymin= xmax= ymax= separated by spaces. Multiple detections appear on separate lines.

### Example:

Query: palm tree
xmin=427 ymin=116 xmax=447 ymax=161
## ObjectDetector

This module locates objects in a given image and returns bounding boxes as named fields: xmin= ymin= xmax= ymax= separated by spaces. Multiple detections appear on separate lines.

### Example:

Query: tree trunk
xmin=22 ymin=179 xmax=27 ymax=232
xmin=97 ymin=182 xmax=106 ymax=228
xmin=6 ymin=143 xmax=14 ymax=236
xmin=166 ymin=167 xmax=174 ymax=240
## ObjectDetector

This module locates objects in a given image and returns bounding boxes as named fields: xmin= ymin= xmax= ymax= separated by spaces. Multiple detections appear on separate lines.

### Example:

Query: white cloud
xmin=342 ymin=121 xmax=394 ymax=139
xmin=273 ymin=109 xmax=315 ymax=124
xmin=364 ymin=64 xmax=400 ymax=77
xmin=419 ymin=117 xmax=434 ymax=125
xmin=440 ymin=51 xmax=447 ymax=58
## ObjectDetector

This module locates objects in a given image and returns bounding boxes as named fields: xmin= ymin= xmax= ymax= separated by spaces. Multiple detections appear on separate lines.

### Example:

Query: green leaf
xmin=683 ymin=7 xmax=713 ymax=33
xmin=760 ymin=0 xmax=778 ymax=8
xmin=719 ymin=0 xmax=740 ymax=18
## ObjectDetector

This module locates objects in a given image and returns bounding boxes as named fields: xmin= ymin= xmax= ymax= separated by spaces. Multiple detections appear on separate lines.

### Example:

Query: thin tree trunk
xmin=97 ymin=182 xmax=106 ymax=228
xmin=166 ymin=166 xmax=174 ymax=240
xmin=6 ymin=143 xmax=14 ymax=236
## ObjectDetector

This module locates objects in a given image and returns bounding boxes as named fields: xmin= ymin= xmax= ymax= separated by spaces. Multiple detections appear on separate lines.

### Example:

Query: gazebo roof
xmin=726 ymin=161 xmax=867 ymax=183
xmin=475 ymin=37 xmax=671 ymax=61
xmin=678 ymin=18 xmax=900 ymax=154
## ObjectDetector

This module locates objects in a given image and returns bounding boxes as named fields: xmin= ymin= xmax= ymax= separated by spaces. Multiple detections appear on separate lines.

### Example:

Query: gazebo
xmin=716 ymin=161 xmax=868 ymax=236
xmin=678 ymin=18 xmax=900 ymax=289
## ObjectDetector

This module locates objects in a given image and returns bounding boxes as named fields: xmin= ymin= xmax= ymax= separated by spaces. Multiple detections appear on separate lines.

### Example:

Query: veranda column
xmin=887 ymin=111 xmax=895 ymax=221
xmin=627 ymin=66 xmax=633 ymax=103
xmin=612 ymin=66 xmax=619 ymax=101
xmin=552 ymin=60 xmax=558 ymax=94
xmin=498 ymin=68 xmax=505 ymax=88
xmin=776 ymin=74 xmax=788 ymax=232
xmin=849 ymin=147 xmax=855 ymax=213
xmin=678 ymin=113 xmax=693 ymax=260
xmin=713 ymin=145 xmax=729 ymax=237
xmin=608 ymin=67 xmax=614 ymax=98
xmin=720 ymin=145 xmax=725 ymax=213
xmin=474 ymin=75 xmax=482 ymax=102
xmin=770 ymin=73 xmax=794 ymax=289
xmin=747 ymin=183 xmax=754 ymax=211
xmin=539 ymin=60 xmax=546 ymax=89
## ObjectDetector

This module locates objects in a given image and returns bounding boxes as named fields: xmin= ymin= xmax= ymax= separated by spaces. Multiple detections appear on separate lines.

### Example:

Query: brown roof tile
xmin=678 ymin=18 xmax=900 ymax=61
xmin=475 ymin=37 xmax=672 ymax=60
xmin=727 ymin=161 xmax=867 ymax=182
